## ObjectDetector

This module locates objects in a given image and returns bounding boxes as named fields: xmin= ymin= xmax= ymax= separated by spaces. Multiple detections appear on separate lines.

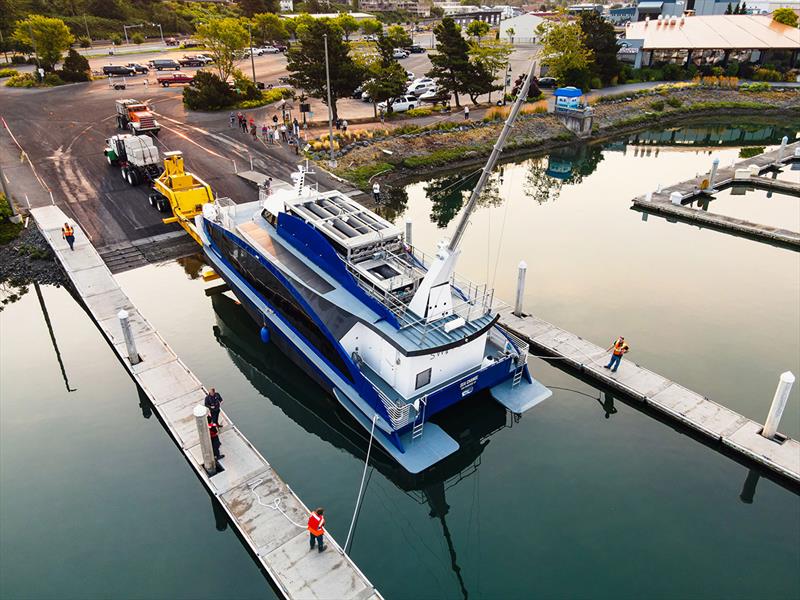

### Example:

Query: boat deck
xmin=31 ymin=205 xmax=383 ymax=600
xmin=231 ymin=209 xmax=497 ymax=352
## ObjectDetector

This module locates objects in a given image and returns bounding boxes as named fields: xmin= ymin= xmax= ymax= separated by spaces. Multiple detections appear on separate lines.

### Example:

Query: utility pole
xmin=248 ymin=23 xmax=256 ymax=84
xmin=151 ymin=22 xmax=164 ymax=45
xmin=323 ymin=33 xmax=336 ymax=168
xmin=83 ymin=14 xmax=90 ymax=40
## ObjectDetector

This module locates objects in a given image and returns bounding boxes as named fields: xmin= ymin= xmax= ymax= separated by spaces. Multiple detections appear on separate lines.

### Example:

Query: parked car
xmin=256 ymin=45 xmax=281 ymax=55
xmin=378 ymin=95 xmax=419 ymax=113
xmin=103 ymin=65 xmax=135 ymax=76
xmin=537 ymin=76 xmax=557 ymax=88
xmin=407 ymin=80 xmax=436 ymax=96
xmin=392 ymin=48 xmax=409 ymax=59
xmin=179 ymin=55 xmax=209 ymax=67
xmin=405 ymin=45 xmax=426 ymax=54
xmin=352 ymin=86 xmax=365 ymax=99
xmin=273 ymin=43 xmax=288 ymax=52
xmin=150 ymin=59 xmax=181 ymax=71
xmin=406 ymin=70 xmax=415 ymax=81
xmin=126 ymin=63 xmax=149 ymax=74
xmin=363 ymin=34 xmax=378 ymax=41
xmin=419 ymin=88 xmax=450 ymax=104
xmin=157 ymin=72 xmax=194 ymax=86
xmin=165 ymin=37 xmax=178 ymax=46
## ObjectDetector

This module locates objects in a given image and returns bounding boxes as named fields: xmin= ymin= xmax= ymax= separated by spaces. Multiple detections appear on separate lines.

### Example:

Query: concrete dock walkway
xmin=498 ymin=308 xmax=800 ymax=484
xmin=632 ymin=142 xmax=800 ymax=247
xmin=31 ymin=205 xmax=382 ymax=600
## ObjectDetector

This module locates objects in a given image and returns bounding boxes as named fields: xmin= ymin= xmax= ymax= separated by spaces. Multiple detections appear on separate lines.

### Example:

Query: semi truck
xmin=115 ymin=99 xmax=161 ymax=136
xmin=104 ymin=134 xmax=162 ymax=186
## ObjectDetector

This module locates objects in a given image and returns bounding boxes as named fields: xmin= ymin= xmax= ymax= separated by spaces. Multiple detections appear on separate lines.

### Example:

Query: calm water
xmin=2 ymin=124 xmax=799 ymax=600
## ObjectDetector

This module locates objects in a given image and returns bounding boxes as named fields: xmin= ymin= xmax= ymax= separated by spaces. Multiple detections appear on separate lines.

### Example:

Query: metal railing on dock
xmin=31 ymin=204 xmax=382 ymax=600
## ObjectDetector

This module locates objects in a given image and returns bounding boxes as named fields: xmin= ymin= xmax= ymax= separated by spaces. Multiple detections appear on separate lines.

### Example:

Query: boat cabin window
xmin=415 ymin=368 xmax=432 ymax=390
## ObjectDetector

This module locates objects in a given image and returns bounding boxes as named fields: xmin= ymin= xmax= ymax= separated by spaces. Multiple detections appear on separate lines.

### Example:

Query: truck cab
xmin=115 ymin=99 xmax=161 ymax=136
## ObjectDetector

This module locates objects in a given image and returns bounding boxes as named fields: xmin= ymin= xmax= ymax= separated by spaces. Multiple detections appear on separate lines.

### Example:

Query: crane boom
xmin=447 ymin=60 xmax=537 ymax=252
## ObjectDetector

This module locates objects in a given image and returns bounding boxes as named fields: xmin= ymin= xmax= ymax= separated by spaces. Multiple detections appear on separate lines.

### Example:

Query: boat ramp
xmin=30 ymin=204 xmax=382 ymax=600
xmin=632 ymin=140 xmax=800 ymax=247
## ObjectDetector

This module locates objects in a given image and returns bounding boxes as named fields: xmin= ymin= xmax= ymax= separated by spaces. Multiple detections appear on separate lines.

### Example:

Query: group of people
xmin=231 ymin=112 xmax=303 ymax=154
xmin=203 ymin=385 xmax=328 ymax=553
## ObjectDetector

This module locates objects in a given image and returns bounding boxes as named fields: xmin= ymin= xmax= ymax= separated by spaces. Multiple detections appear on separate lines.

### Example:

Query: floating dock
xmin=497 ymin=307 xmax=800 ymax=484
xmin=632 ymin=142 xmax=800 ymax=247
xmin=31 ymin=205 xmax=382 ymax=600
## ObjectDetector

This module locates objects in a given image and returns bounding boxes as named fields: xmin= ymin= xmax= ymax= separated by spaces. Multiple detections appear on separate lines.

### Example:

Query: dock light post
xmin=762 ymin=371 xmax=795 ymax=440
xmin=247 ymin=23 xmax=256 ymax=84
xmin=776 ymin=135 xmax=788 ymax=164
xmin=323 ymin=34 xmax=336 ymax=168
xmin=708 ymin=157 xmax=720 ymax=192
xmin=117 ymin=309 xmax=141 ymax=365
xmin=513 ymin=260 xmax=527 ymax=317
xmin=193 ymin=405 xmax=217 ymax=474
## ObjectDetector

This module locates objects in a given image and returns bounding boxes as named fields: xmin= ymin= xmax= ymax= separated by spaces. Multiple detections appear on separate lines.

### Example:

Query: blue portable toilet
xmin=554 ymin=87 xmax=583 ymax=110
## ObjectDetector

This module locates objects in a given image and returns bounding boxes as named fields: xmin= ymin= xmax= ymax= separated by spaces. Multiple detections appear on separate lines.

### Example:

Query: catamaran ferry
xmin=196 ymin=66 xmax=550 ymax=473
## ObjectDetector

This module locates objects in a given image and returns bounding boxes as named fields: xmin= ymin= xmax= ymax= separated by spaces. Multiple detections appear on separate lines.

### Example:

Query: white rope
xmin=345 ymin=414 xmax=378 ymax=554
xmin=247 ymin=479 xmax=306 ymax=529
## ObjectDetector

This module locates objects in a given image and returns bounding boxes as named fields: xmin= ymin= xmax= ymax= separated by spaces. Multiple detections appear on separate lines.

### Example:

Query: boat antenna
xmin=447 ymin=60 xmax=537 ymax=253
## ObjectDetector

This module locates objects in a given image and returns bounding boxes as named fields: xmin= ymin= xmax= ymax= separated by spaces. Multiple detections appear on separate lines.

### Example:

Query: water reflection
xmin=627 ymin=124 xmax=798 ymax=148
xmin=210 ymin=293 xmax=513 ymax=598
xmin=34 ymin=282 xmax=77 ymax=393
xmin=739 ymin=469 xmax=761 ymax=505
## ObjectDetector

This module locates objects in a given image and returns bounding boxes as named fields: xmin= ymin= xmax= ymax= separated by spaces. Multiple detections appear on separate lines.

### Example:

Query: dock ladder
xmin=412 ymin=396 xmax=427 ymax=440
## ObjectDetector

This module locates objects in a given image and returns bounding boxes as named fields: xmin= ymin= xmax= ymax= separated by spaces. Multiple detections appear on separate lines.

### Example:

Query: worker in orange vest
xmin=61 ymin=222 xmax=75 ymax=251
xmin=604 ymin=336 xmax=629 ymax=373
xmin=308 ymin=507 xmax=326 ymax=553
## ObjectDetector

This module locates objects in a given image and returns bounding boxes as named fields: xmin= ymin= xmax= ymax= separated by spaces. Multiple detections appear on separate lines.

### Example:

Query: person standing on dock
xmin=61 ymin=222 xmax=75 ymax=251
xmin=372 ymin=182 xmax=381 ymax=204
xmin=205 ymin=388 xmax=223 ymax=425
xmin=464 ymin=105 xmax=470 ymax=120
xmin=308 ymin=508 xmax=326 ymax=553
xmin=604 ymin=337 xmax=629 ymax=373
xmin=208 ymin=416 xmax=224 ymax=461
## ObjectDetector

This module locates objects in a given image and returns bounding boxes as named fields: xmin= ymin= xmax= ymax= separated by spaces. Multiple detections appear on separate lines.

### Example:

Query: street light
xmin=247 ymin=22 xmax=256 ymax=84
xmin=501 ymin=63 xmax=512 ymax=105
xmin=323 ymin=33 xmax=336 ymax=168
xmin=123 ymin=23 xmax=144 ymax=45
xmin=151 ymin=23 xmax=165 ymax=45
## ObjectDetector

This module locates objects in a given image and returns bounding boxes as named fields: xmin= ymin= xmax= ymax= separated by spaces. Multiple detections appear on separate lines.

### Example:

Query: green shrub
xmin=339 ymin=162 xmax=394 ymax=188
xmin=739 ymin=146 xmax=765 ymax=159
xmin=589 ymin=76 xmax=602 ymax=90
xmin=6 ymin=73 xmax=39 ymax=87
xmin=0 ymin=68 xmax=18 ymax=78
xmin=666 ymin=96 xmax=682 ymax=108
xmin=392 ymin=123 xmax=423 ymax=135
xmin=232 ymin=69 xmax=260 ymax=101
xmin=131 ymin=32 xmax=146 ymax=45
xmin=649 ymin=100 xmax=665 ymax=112
xmin=725 ymin=61 xmax=740 ymax=77
xmin=740 ymin=81 xmax=770 ymax=92
xmin=235 ymin=87 xmax=293 ymax=109
xmin=753 ymin=68 xmax=781 ymax=82
xmin=43 ymin=72 xmax=64 ymax=86
xmin=77 ymin=36 xmax=92 ymax=48
xmin=406 ymin=107 xmax=433 ymax=117
xmin=109 ymin=33 xmax=123 ymax=46
xmin=183 ymin=70 xmax=236 ymax=110
xmin=711 ymin=66 xmax=724 ymax=76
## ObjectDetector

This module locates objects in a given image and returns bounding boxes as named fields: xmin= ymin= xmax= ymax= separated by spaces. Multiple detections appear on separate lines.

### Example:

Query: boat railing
xmin=369 ymin=382 xmax=414 ymax=430
xmin=490 ymin=325 xmax=530 ymax=366
xmin=215 ymin=196 xmax=238 ymax=230
xmin=344 ymin=245 xmax=501 ymax=341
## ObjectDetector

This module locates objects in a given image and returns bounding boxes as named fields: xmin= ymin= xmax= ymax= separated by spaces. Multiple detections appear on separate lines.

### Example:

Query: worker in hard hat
xmin=62 ymin=222 xmax=75 ymax=251
xmin=604 ymin=336 xmax=629 ymax=373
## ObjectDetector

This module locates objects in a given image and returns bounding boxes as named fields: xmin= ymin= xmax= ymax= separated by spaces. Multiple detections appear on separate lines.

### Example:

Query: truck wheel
xmin=157 ymin=198 xmax=169 ymax=213
xmin=121 ymin=166 xmax=128 ymax=181
xmin=163 ymin=82 xmax=170 ymax=87
xmin=106 ymin=154 xmax=113 ymax=165
xmin=148 ymin=194 xmax=156 ymax=207
xmin=127 ymin=170 xmax=139 ymax=186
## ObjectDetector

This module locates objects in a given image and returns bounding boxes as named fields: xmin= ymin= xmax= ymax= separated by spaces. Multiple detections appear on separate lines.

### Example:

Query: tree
xmin=505 ymin=26 xmax=515 ymax=43
xmin=579 ymin=12 xmax=619 ymax=85
xmin=427 ymin=17 xmax=471 ymax=107
xmin=466 ymin=20 xmax=489 ymax=40
xmin=462 ymin=61 xmax=498 ymax=103
xmin=13 ymin=15 xmax=74 ymax=72
xmin=237 ymin=0 xmax=279 ymax=17
xmin=536 ymin=19 xmax=592 ymax=84
xmin=59 ymin=48 xmax=91 ymax=81
xmin=725 ymin=3 xmax=733 ymax=14
xmin=196 ymin=18 xmax=249 ymax=81
xmin=286 ymin=18 xmax=364 ymax=121
xmin=364 ymin=61 xmax=408 ymax=113
xmin=469 ymin=39 xmax=511 ymax=102
xmin=336 ymin=14 xmax=359 ymax=40
xmin=360 ymin=18 xmax=382 ymax=35
xmin=253 ymin=12 xmax=288 ymax=42
xmin=131 ymin=32 xmax=145 ymax=44
xmin=386 ymin=25 xmax=412 ymax=48
xmin=87 ymin=0 xmax=125 ymax=19
xmin=772 ymin=7 xmax=797 ymax=26
xmin=183 ymin=70 xmax=237 ymax=110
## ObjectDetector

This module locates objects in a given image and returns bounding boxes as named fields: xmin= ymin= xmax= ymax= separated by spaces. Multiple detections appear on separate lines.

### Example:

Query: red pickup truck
xmin=157 ymin=72 xmax=194 ymax=87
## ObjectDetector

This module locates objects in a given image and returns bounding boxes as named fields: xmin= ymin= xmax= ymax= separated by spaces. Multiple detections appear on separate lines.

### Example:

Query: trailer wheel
xmin=127 ymin=170 xmax=139 ymax=186
xmin=148 ymin=194 xmax=156 ymax=207
xmin=157 ymin=197 xmax=169 ymax=213
xmin=121 ymin=166 xmax=128 ymax=181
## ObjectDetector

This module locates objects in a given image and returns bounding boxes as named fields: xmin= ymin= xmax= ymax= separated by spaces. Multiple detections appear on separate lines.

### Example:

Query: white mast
xmin=407 ymin=61 xmax=537 ymax=321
